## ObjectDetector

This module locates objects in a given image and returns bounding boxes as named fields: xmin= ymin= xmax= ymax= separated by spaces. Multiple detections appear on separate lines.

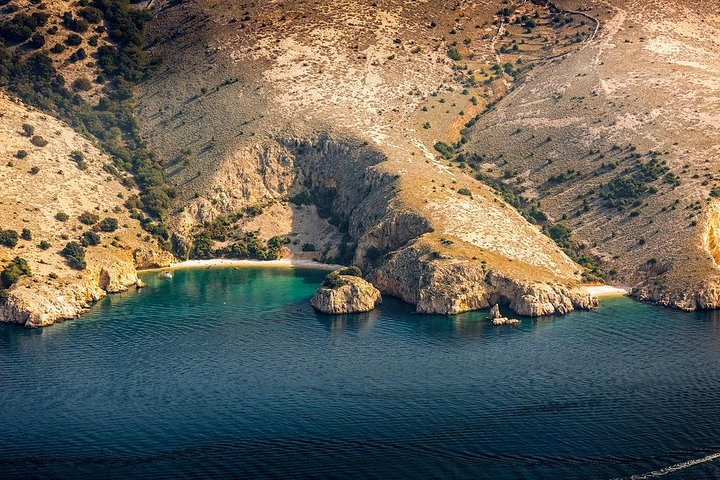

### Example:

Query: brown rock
xmin=310 ymin=274 xmax=382 ymax=314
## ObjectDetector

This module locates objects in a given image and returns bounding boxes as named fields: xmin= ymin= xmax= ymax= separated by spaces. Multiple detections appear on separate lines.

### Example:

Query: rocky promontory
xmin=310 ymin=268 xmax=382 ymax=314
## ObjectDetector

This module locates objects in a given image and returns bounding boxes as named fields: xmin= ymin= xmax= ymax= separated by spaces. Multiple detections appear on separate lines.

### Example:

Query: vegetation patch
xmin=60 ymin=241 xmax=87 ymax=270
xmin=0 ymin=257 xmax=31 ymax=288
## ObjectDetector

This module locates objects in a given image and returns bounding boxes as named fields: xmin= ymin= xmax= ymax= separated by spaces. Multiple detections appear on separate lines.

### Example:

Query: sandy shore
xmin=143 ymin=258 xmax=343 ymax=272
xmin=587 ymin=285 xmax=629 ymax=297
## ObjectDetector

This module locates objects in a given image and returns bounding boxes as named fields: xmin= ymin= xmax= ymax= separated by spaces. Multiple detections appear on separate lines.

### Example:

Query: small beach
xmin=146 ymin=258 xmax=343 ymax=272
xmin=587 ymin=285 xmax=630 ymax=297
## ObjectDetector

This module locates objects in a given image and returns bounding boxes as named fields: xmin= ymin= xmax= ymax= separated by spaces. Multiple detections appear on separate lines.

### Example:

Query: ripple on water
xmin=2 ymin=269 xmax=720 ymax=479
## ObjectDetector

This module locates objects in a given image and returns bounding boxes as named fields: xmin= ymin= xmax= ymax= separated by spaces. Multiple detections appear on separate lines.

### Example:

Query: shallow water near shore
xmin=2 ymin=267 xmax=720 ymax=479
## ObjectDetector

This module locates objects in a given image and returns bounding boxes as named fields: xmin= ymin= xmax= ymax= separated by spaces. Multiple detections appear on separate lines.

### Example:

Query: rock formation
xmin=310 ymin=271 xmax=382 ymax=314
xmin=488 ymin=303 xmax=520 ymax=326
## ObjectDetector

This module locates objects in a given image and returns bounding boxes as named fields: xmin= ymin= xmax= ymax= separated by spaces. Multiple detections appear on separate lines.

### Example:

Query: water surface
xmin=2 ymin=267 xmax=720 ymax=479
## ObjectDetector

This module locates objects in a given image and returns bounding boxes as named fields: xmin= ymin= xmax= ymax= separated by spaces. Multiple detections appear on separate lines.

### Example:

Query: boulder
xmin=487 ymin=303 xmax=521 ymax=326
xmin=310 ymin=272 xmax=381 ymax=314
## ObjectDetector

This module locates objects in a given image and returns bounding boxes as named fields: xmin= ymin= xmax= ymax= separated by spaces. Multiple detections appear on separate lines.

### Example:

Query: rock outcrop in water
xmin=488 ymin=304 xmax=520 ymax=326
xmin=310 ymin=271 xmax=382 ymax=314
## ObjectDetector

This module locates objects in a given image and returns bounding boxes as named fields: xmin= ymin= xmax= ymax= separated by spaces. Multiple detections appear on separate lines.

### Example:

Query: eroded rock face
xmin=371 ymin=241 xmax=598 ymax=317
xmin=0 ymin=250 xmax=174 ymax=328
xmin=310 ymin=274 xmax=382 ymax=314
xmin=632 ymin=281 xmax=720 ymax=312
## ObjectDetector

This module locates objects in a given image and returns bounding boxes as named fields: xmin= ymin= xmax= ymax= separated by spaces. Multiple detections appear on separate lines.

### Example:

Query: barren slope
xmin=0 ymin=93 xmax=172 ymax=327
xmin=465 ymin=0 xmax=720 ymax=309
xmin=136 ymin=0 xmax=599 ymax=315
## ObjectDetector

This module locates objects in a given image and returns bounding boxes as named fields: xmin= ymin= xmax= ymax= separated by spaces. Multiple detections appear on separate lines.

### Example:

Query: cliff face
xmin=371 ymin=238 xmax=596 ymax=316
xmin=0 ymin=94 xmax=174 ymax=328
xmin=310 ymin=274 xmax=382 ymax=314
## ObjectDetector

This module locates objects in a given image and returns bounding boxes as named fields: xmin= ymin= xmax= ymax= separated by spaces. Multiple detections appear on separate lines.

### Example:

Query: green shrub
xmin=60 ymin=241 xmax=86 ymax=270
xmin=548 ymin=223 xmax=572 ymax=248
xmin=80 ymin=230 xmax=101 ymax=246
xmin=245 ymin=204 xmax=263 ymax=216
xmin=70 ymin=150 xmax=88 ymax=170
xmin=30 ymin=136 xmax=48 ymax=147
xmin=190 ymin=232 xmax=213 ymax=259
xmin=78 ymin=211 xmax=99 ymax=225
xmin=78 ymin=7 xmax=103 ymax=23
xmin=322 ymin=272 xmax=347 ymax=289
xmin=338 ymin=266 xmax=362 ymax=277
xmin=68 ymin=48 xmax=87 ymax=62
xmin=38 ymin=240 xmax=51 ymax=250
xmin=447 ymin=46 xmax=462 ymax=61
xmin=434 ymin=141 xmax=455 ymax=160
xmin=28 ymin=33 xmax=45 ymax=49
xmin=49 ymin=43 xmax=66 ymax=54
xmin=458 ymin=188 xmax=472 ymax=196
xmin=0 ymin=230 xmax=19 ymax=247
xmin=301 ymin=243 xmax=316 ymax=252
xmin=62 ymin=13 xmax=89 ymax=33
xmin=55 ymin=212 xmax=69 ymax=222
xmin=98 ymin=217 xmax=118 ymax=232
xmin=29 ymin=166 xmax=40 ymax=174
xmin=72 ymin=77 xmax=92 ymax=91
xmin=0 ymin=257 xmax=31 ymax=288
xmin=21 ymin=123 xmax=34 ymax=137
xmin=266 ymin=236 xmax=285 ymax=260
xmin=21 ymin=228 xmax=31 ymax=240
xmin=65 ymin=33 xmax=82 ymax=46
xmin=15 ymin=150 xmax=27 ymax=159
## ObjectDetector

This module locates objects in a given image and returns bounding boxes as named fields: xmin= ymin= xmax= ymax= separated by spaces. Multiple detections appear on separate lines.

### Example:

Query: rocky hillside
xmin=3 ymin=0 xmax=717 ymax=323
xmin=0 ymin=93 xmax=172 ymax=327
xmin=464 ymin=0 xmax=720 ymax=309
xmin=135 ymin=0 xmax=599 ymax=315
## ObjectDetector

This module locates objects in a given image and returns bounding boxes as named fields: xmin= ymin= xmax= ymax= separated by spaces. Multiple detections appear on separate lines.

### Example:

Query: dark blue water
xmin=2 ymin=267 xmax=720 ymax=479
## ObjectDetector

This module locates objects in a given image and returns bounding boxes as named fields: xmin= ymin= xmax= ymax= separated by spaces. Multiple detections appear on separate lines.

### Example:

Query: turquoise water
xmin=2 ymin=267 xmax=720 ymax=479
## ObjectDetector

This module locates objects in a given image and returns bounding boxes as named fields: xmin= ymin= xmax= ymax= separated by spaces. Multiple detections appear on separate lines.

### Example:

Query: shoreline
xmin=140 ymin=258 xmax=344 ymax=273
xmin=587 ymin=285 xmax=630 ymax=297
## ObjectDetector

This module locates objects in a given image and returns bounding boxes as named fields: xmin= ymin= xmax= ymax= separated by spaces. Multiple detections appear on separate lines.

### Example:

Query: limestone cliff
xmin=371 ymin=238 xmax=596 ymax=316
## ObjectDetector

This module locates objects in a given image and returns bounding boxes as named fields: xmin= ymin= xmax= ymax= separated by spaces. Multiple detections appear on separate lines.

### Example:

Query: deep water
xmin=2 ymin=267 xmax=720 ymax=479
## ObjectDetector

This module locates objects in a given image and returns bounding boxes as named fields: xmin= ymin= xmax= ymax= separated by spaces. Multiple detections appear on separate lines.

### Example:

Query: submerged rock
xmin=487 ymin=303 xmax=521 ymax=326
xmin=310 ymin=269 xmax=381 ymax=314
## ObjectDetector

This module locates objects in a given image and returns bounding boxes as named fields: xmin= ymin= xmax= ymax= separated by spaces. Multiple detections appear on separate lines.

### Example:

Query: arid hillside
xmin=4 ymin=0 xmax=717 ymax=322
xmin=0 ymin=92 xmax=172 ymax=327
xmin=136 ymin=0 xmax=602 ymax=315
xmin=465 ymin=0 xmax=720 ymax=309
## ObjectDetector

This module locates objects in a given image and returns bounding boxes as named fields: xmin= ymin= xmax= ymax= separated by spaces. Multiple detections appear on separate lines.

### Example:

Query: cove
xmin=2 ymin=267 xmax=720 ymax=479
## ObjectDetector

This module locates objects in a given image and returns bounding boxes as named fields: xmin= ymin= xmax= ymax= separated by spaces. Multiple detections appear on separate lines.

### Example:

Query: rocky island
xmin=310 ymin=268 xmax=382 ymax=314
